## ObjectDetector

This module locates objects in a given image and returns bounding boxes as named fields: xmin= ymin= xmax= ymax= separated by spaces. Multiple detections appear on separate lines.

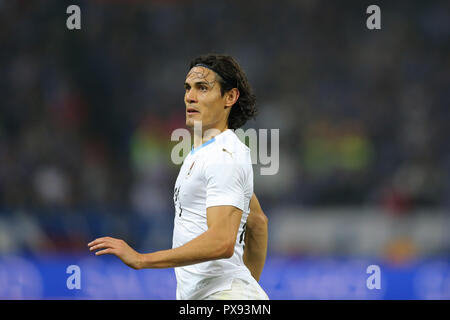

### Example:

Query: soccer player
xmin=88 ymin=54 xmax=269 ymax=300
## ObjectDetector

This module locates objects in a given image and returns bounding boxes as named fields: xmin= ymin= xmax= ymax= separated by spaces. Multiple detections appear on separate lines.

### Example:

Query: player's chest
xmin=174 ymin=155 xmax=206 ymax=203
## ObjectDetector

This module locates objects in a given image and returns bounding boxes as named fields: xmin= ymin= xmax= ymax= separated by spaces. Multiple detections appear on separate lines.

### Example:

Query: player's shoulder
xmin=220 ymin=129 xmax=251 ymax=154
xmin=203 ymin=130 xmax=250 ymax=167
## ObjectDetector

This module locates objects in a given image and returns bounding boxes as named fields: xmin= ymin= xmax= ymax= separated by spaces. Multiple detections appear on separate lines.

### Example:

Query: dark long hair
xmin=189 ymin=54 xmax=257 ymax=130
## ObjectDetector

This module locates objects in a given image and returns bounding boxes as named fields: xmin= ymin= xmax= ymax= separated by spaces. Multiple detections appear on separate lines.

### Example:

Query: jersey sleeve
xmin=203 ymin=149 xmax=250 ymax=211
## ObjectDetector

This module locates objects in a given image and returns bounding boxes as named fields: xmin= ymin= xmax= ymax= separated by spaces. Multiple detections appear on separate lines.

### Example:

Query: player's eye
xmin=199 ymin=85 xmax=208 ymax=92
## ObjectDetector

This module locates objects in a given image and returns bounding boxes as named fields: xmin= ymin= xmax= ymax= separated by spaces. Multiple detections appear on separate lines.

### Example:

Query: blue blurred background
xmin=0 ymin=0 xmax=449 ymax=299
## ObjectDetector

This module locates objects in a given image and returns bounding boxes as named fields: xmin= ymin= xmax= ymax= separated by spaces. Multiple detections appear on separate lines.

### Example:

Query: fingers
xmin=88 ymin=237 xmax=118 ymax=255
xmin=95 ymin=248 xmax=114 ymax=256
xmin=89 ymin=242 xmax=111 ymax=252
xmin=87 ymin=237 xmax=139 ymax=269
xmin=88 ymin=236 xmax=114 ymax=247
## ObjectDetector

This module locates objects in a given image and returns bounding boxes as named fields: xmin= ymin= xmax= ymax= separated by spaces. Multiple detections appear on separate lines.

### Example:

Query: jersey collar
xmin=190 ymin=137 xmax=216 ymax=155
xmin=190 ymin=129 xmax=232 ymax=155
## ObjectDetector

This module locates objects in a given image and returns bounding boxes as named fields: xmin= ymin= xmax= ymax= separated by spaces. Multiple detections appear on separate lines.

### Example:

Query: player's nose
xmin=185 ymin=89 xmax=197 ymax=104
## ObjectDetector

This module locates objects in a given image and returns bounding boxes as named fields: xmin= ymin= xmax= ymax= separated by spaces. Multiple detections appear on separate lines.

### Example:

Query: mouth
xmin=186 ymin=107 xmax=200 ymax=115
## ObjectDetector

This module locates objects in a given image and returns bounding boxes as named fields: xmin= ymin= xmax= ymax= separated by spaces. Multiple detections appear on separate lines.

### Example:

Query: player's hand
xmin=88 ymin=237 xmax=142 ymax=270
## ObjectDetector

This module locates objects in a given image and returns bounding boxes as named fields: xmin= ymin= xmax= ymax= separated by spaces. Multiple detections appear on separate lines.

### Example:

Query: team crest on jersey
xmin=186 ymin=160 xmax=196 ymax=178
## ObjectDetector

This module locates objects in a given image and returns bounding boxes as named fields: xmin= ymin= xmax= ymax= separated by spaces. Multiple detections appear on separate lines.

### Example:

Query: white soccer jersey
xmin=172 ymin=129 xmax=255 ymax=300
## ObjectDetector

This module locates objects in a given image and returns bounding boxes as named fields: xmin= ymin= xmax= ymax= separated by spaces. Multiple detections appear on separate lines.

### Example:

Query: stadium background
xmin=0 ymin=0 xmax=449 ymax=299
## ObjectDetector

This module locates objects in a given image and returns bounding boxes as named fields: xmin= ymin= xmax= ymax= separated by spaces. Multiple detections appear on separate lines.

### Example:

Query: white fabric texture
xmin=172 ymin=129 xmax=258 ymax=300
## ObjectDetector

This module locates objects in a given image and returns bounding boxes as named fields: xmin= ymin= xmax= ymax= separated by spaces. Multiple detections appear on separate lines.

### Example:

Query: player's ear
xmin=224 ymin=88 xmax=240 ymax=108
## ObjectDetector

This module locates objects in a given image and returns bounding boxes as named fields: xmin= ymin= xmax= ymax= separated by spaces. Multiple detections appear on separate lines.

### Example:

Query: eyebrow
xmin=184 ymin=81 xmax=211 ymax=88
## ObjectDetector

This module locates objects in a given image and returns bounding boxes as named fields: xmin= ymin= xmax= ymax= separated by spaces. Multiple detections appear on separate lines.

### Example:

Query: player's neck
xmin=193 ymin=124 xmax=228 ymax=148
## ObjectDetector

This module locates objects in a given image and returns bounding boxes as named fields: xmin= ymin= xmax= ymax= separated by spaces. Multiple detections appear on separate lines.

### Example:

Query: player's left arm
xmin=243 ymin=193 xmax=268 ymax=281
xmin=88 ymin=205 xmax=242 ymax=269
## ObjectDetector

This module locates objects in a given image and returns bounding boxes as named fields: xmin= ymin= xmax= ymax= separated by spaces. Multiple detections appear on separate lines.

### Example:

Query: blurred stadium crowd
xmin=0 ymin=0 xmax=449 ymax=255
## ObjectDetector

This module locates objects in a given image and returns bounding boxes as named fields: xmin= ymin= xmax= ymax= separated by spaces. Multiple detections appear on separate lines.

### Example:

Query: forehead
xmin=185 ymin=66 xmax=217 ymax=84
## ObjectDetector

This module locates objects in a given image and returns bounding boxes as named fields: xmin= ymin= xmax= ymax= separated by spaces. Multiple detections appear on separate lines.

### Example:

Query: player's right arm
xmin=243 ymin=193 xmax=268 ymax=282
xmin=88 ymin=204 xmax=243 ymax=269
